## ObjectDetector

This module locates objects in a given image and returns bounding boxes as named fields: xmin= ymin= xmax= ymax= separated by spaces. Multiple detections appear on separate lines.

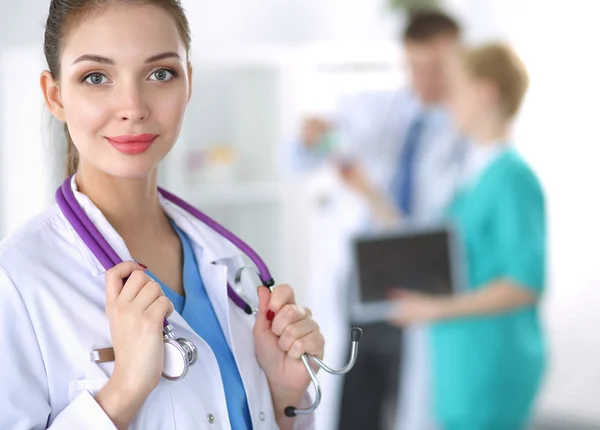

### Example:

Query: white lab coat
xmin=0 ymin=177 xmax=314 ymax=430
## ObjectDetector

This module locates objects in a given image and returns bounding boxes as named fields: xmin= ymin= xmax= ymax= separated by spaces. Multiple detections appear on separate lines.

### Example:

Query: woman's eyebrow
xmin=72 ymin=52 xmax=181 ymax=65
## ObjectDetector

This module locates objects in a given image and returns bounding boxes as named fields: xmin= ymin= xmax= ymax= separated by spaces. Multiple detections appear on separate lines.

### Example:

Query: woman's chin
xmin=94 ymin=161 xmax=159 ymax=180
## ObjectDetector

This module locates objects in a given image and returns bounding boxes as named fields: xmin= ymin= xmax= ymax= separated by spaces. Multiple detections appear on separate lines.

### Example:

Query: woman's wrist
xmin=431 ymin=296 xmax=456 ymax=320
xmin=268 ymin=382 xmax=306 ymax=430
xmin=363 ymin=185 xmax=402 ymax=225
xmin=94 ymin=373 xmax=149 ymax=430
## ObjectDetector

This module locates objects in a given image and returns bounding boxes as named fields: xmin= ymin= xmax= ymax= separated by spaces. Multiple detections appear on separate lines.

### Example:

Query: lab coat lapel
xmin=161 ymin=194 xmax=279 ymax=427
xmin=160 ymin=196 xmax=239 ymax=349
xmin=198 ymin=259 xmax=233 ymax=348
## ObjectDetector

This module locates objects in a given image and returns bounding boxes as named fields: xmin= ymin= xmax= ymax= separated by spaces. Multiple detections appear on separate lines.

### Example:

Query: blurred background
xmin=1 ymin=0 xmax=600 ymax=429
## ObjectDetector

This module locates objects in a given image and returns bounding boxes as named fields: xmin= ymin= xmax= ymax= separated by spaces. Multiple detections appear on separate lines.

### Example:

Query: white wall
xmin=0 ymin=46 xmax=62 ymax=237
xmin=0 ymin=0 xmax=398 ymax=48
xmin=0 ymin=0 xmax=397 ymax=48
xmin=508 ymin=1 xmax=600 ymax=422
xmin=182 ymin=0 xmax=397 ymax=49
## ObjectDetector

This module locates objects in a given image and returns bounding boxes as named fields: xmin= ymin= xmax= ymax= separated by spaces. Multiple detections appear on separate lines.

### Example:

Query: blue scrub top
xmin=146 ymin=222 xmax=253 ymax=429
xmin=432 ymin=149 xmax=547 ymax=429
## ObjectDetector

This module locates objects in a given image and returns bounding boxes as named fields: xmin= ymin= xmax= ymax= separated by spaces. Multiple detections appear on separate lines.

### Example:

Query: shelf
xmin=183 ymin=182 xmax=287 ymax=208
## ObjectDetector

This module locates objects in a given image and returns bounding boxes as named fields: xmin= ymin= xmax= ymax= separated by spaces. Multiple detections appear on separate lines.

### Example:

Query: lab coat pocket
xmin=68 ymin=377 xmax=109 ymax=402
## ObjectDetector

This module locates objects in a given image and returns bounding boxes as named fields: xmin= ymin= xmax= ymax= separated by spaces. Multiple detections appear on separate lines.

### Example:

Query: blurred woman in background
xmin=389 ymin=42 xmax=547 ymax=430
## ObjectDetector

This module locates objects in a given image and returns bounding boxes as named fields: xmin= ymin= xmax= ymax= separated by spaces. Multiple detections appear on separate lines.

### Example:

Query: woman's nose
xmin=115 ymin=84 xmax=150 ymax=122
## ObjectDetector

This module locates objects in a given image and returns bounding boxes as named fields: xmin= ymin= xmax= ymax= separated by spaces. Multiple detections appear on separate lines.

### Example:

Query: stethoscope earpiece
xmin=284 ymin=327 xmax=363 ymax=416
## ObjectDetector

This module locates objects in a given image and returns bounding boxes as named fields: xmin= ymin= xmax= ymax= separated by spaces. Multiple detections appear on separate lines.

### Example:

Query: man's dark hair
xmin=402 ymin=10 xmax=461 ymax=42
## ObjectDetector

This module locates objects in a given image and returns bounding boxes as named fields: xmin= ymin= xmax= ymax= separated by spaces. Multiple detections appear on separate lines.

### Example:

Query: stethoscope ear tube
xmin=284 ymin=327 xmax=363 ymax=417
xmin=233 ymin=267 xmax=364 ymax=417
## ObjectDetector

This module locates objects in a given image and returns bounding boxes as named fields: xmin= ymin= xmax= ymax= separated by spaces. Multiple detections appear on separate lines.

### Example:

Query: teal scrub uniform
xmin=432 ymin=149 xmax=547 ymax=430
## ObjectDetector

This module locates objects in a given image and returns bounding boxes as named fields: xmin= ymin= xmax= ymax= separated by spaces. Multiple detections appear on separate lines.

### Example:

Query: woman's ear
xmin=40 ymin=70 xmax=66 ymax=122
xmin=187 ymin=62 xmax=193 ymax=102
xmin=478 ymin=79 xmax=501 ymax=112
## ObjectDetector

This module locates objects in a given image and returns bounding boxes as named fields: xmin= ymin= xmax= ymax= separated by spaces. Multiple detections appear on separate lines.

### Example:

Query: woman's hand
xmin=95 ymin=261 xmax=174 ymax=430
xmin=338 ymin=161 xmax=403 ymax=227
xmin=388 ymin=282 xmax=538 ymax=327
xmin=338 ymin=162 xmax=373 ymax=196
xmin=387 ymin=288 xmax=447 ymax=326
xmin=302 ymin=117 xmax=330 ymax=148
xmin=253 ymin=285 xmax=324 ymax=428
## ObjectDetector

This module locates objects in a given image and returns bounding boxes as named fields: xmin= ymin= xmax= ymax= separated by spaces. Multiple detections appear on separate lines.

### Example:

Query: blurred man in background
xmin=290 ymin=9 xmax=466 ymax=430
xmin=297 ymin=10 xmax=464 ymax=227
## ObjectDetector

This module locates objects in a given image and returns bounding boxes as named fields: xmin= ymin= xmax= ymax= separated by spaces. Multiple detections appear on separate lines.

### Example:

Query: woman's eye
xmin=83 ymin=73 xmax=109 ymax=85
xmin=149 ymin=69 xmax=176 ymax=82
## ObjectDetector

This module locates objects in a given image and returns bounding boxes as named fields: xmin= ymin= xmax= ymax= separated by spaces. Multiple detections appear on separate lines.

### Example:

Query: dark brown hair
xmin=43 ymin=0 xmax=192 ymax=176
xmin=403 ymin=10 xmax=461 ymax=42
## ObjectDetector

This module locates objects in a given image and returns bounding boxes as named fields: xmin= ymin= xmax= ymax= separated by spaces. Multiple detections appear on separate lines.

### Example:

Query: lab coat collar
xmin=66 ymin=175 xmax=243 ymax=276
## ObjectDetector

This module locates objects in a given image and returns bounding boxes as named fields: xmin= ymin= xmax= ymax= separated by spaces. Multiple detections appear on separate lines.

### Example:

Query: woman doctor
xmin=0 ymin=1 xmax=323 ymax=429
xmin=389 ymin=43 xmax=547 ymax=430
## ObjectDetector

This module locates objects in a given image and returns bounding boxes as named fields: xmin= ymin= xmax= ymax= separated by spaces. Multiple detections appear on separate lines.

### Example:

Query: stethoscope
xmin=56 ymin=175 xmax=362 ymax=417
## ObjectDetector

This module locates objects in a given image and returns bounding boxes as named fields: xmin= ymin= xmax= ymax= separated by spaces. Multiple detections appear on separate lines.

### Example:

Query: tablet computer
xmin=348 ymin=223 xmax=465 ymax=324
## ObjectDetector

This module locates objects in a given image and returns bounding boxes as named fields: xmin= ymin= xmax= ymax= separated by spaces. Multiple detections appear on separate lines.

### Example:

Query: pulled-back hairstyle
xmin=462 ymin=42 xmax=529 ymax=119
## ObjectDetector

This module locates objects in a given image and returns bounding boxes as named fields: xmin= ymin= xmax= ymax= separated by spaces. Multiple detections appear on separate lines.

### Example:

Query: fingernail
xmin=266 ymin=310 xmax=275 ymax=321
xmin=138 ymin=263 xmax=147 ymax=269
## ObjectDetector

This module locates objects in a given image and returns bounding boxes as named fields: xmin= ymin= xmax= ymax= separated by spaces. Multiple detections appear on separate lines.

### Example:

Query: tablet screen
xmin=354 ymin=228 xmax=454 ymax=303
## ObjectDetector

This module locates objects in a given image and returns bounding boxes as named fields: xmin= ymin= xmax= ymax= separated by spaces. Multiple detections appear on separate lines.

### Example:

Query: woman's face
xmin=47 ymin=3 xmax=191 ymax=178
xmin=447 ymin=57 xmax=488 ymax=135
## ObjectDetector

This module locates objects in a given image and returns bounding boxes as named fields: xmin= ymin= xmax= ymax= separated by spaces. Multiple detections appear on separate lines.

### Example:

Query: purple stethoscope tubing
xmin=55 ymin=175 xmax=362 ymax=417
xmin=57 ymin=176 xmax=267 ymax=316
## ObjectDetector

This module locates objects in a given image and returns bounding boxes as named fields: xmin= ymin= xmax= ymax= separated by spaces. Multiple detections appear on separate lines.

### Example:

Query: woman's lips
xmin=105 ymin=134 xmax=158 ymax=154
